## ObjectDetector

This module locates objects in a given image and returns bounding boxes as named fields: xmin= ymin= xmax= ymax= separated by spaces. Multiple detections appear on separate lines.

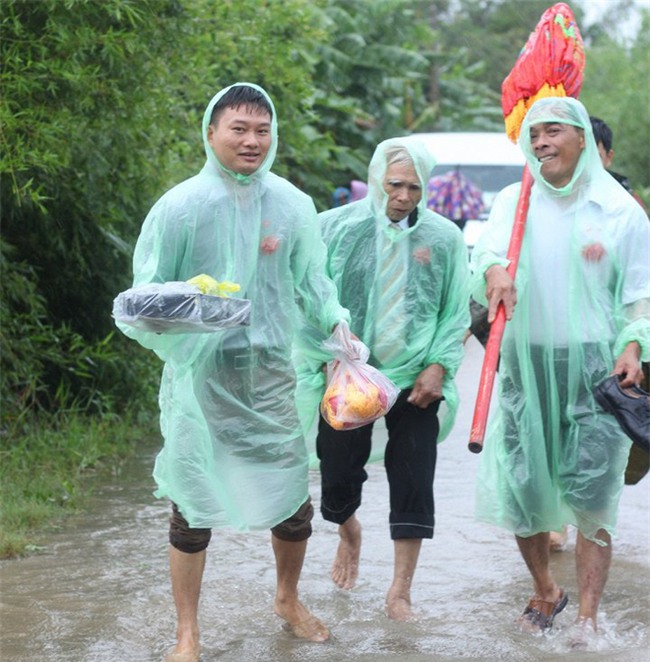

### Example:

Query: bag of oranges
xmin=320 ymin=321 xmax=399 ymax=430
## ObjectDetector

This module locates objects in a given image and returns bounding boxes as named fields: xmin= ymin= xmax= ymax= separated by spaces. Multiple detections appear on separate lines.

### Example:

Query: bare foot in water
xmin=165 ymin=625 xmax=200 ymax=662
xmin=165 ymin=646 xmax=200 ymax=662
xmin=275 ymin=599 xmax=330 ymax=642
xmin=386 ymin=589 xmax=414 ymax=621
xmin=385 ymin=538 xmax=421 ymax=621
xmin=331 ymin=516 xmax=362 ymax=589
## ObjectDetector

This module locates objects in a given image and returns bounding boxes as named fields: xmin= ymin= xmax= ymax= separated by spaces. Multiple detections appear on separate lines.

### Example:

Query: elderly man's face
xmin=208 ymin=105 xmax=272 ymax=175
xmin=383 ymin=162 xmax=422 ymax=221
xmin=529 ymin=122 xmax=585 ymax=188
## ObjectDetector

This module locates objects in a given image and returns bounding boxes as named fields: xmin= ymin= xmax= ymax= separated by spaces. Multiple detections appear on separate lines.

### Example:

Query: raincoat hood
xmin=201 ymin=82 xmax=278 ymax=184
xmin=519 ymin=96 xmax=601 ymax=198
xmin=366 ymin=136 xmax=436 ymax=219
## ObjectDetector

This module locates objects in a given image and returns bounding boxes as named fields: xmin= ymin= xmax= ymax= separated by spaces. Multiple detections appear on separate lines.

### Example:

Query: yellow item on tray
xmin=187 ymin=274 xmax=241 ymax=297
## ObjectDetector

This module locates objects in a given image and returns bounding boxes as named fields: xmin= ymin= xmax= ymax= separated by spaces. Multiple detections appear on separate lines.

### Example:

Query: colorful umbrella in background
xmin=427 ymin=169 xmax=485 ymax=228
xmin=468 ymin=2 xmax=585 ymax=453
xmin=350 ymin=180 xmax=368 ymax=201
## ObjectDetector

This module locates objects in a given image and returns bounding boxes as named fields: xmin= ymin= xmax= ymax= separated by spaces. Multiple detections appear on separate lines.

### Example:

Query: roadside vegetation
xmin=1 ymin=0 xmax=647 ymax=559
xmin=0 ymin=410 xmax=159 ymax=558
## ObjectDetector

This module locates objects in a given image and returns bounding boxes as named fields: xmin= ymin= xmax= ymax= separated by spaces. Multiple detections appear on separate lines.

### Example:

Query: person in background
xmin=332 ymin=186 xmax=351 ymax=207
xmin=331 ymin=180 xmax=369 ymax=208
xmin=471 ymin=97 xmax=649 ymax=642
xmin=590 ymin=116 xmax=647 ymax=213
xmin=117 ymin=83 xmax=350 ymax=662
xmin=312 ymin=136 xmax=469 ymax=620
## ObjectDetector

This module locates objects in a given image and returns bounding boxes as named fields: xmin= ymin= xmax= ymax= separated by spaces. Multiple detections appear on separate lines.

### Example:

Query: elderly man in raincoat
xmin=311 ymin=136 xmax=470 ymax=620
xmin=117 ymin=83 xmax=349 ymax=661
xmin=471 ymin=97 xmax=650 ymax=640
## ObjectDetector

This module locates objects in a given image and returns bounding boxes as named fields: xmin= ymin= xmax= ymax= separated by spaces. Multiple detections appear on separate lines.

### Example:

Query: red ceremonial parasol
xmin=468 ymin=2 xmax=585 ymax=453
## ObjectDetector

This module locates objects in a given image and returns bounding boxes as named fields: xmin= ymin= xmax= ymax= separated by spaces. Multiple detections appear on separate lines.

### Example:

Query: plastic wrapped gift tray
xmin=113 ymin=282 xmax=251 ymax=333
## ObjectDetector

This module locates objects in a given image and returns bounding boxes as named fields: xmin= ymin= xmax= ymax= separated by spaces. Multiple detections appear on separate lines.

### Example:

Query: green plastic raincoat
xmin=117 ymin=83 xmax=348 ymax=530
xmin=301 ymin=136 xmax=470 ymax=441
xmin=471 ymin=97 xmax=650 ymax=543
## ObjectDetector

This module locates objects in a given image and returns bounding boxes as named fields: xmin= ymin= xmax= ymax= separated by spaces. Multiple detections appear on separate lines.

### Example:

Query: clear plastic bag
xmin=320 ymin=320 xmax=400 ymax=430
xmin=112 ymin=282 xmax=251 ymax=334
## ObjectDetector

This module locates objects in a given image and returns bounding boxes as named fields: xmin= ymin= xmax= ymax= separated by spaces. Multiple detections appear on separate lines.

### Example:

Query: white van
xmin=413 ymin=132 xmax=526 ymax=248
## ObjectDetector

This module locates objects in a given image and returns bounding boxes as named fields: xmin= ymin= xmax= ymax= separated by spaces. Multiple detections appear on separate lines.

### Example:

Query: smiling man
xmin=308 ymin=137 xmax=469 ymax=620
xmin=470 ymin=97 xmax=650 ymax=642
xmin=117 ymin=83 xmax=350 ymax=661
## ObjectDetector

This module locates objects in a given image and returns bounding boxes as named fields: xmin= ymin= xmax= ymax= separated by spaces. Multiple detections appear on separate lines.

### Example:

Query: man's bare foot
xmin=331 ymin=516 xmax=361 ymax=589
xmin=568 ymin=616 xmax=597 ymax=650
xmin=549 ymin=527 xmax=568 ymax=552
xmin=165 ymin=644 xmax=200 ymax=662
xmin=275 ymin=599 xmax=330 ymax=642
xmin=386 ymin=592 xmax=414 ymax=621
xmin=165 ymin=626 xmax=200 ymax=662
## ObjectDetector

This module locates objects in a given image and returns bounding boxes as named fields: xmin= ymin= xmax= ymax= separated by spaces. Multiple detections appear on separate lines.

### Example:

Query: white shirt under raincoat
xmin=303 ymin=136 xmax=470 ymax=441
xmin=117 ymin=84 xmax=348 ymax=530
xmin=471 ymin=97 xmax=650 ymax=543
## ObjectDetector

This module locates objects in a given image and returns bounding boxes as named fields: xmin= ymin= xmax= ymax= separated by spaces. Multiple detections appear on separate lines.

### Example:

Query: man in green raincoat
xmin=312 ymin=137 xmax=470 ymax=620
xmin=471 ymin=97 xmax=650 ymax=640
xmin=118 ymin=83 xmax=349 ymax=661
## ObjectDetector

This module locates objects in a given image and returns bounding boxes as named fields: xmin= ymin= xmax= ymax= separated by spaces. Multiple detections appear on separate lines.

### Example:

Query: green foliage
xmin=1 ymin=0 xmax=179 ymax=424
xmin=310 ymin=0 xmax=501 ymax=186
xmin=580 ymin=7 xmax=650 ymax=199
xmin=313 ymin=0 xmax=435 ymax=145
xmin=0 ymin=242 xmax=160 ymax=434
xmin=1 ymin=0 xmax=183 ymax=325
xmin=431 ymin=0 xmax=559 ymax=99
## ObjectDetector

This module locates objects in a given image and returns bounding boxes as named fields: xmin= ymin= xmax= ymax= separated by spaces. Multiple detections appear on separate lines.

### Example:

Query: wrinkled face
xmin=208 ymin=105 xmax=272 ymax=175
xmin=529 ymin=122 xmax=585 ymax=188
xmin=383 ymin=162 xmax=422 ymax=221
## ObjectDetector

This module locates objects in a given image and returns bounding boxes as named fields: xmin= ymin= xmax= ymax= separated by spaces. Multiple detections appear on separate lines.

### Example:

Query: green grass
xmin=0 ymin=411 xmax=157 ymax=559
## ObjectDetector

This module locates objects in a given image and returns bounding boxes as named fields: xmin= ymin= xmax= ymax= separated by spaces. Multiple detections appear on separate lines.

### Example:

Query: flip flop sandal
xmin=520 ymin=589 xmax=568 ymax=631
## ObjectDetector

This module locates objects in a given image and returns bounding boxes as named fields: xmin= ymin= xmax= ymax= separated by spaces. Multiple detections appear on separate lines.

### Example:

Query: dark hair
xmin=210 ymin=85 xmax=273 ymax=126
xmin=590 ymin=116 xmax=613 ymax=152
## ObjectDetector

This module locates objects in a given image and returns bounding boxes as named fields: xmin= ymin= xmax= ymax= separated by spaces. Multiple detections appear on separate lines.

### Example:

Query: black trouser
xmin=317 ymin=389 xmax=440 ymax=539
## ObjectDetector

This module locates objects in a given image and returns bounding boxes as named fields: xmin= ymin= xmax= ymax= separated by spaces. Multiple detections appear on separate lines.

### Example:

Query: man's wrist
xmin=623 ymin=341 xmax=641 ymax=360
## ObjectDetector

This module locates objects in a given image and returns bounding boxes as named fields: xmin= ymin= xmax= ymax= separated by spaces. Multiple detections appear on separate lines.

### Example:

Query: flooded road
xmin=1 ymin=338 xmax=648 ymax=661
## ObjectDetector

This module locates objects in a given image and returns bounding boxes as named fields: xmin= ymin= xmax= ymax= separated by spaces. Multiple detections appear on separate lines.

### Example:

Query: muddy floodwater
xmin=1 ymin=338 xmax=648 ymax=661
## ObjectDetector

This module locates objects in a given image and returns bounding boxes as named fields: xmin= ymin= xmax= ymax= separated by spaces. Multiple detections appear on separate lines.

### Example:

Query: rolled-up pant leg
xmin=271 ymin=498 xmax=314 ymax=542
xmin=385 ymin=390 xmax=440 ymax=540
xmin=316 ymin=415 xmax=374 ymax=525
xmin=169 ymin=502 xmax=212 ymax=553
xmin=169 ymin=498 xmax=314 ymax=551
